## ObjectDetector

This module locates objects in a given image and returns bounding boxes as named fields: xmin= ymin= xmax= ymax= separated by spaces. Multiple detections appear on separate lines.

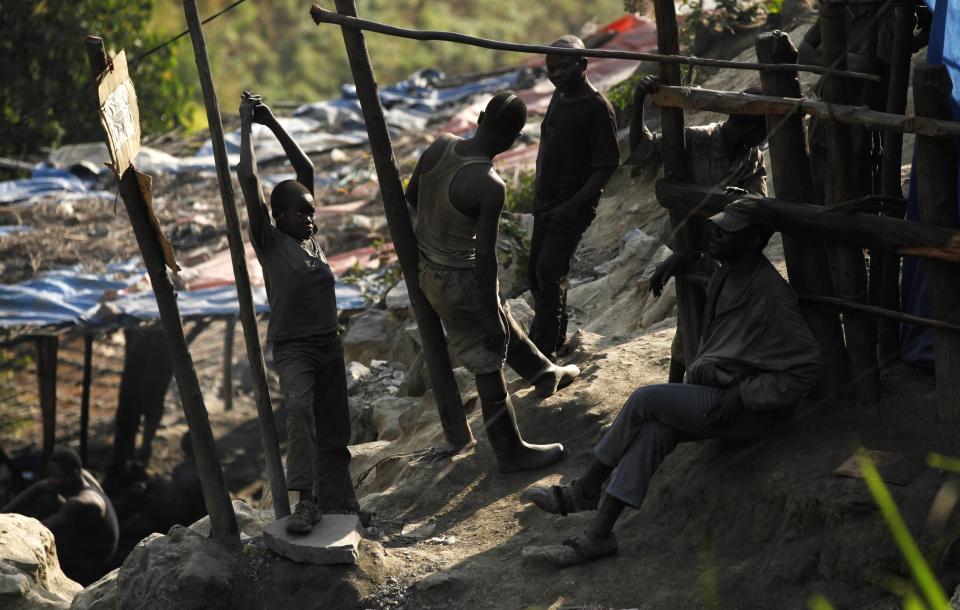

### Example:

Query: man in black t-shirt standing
xmin=528 ymin=35 xmax=620 ymax=360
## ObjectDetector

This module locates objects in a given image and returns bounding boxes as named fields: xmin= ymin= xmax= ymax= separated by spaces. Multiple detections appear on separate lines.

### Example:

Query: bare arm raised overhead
xmin=236 ymin=93 xmax=271 ymax=247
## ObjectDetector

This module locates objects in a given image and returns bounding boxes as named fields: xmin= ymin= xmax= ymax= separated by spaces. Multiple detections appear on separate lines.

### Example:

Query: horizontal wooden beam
xmin=654 ymin=180 xmax=960 ymax=263
xmin=799 ymin=294 xmax=960 ymax=334
xmin=309 ymin=4 xmax=880 ymax=82
xmin=650 ymin=86 xmax=960 ymax=138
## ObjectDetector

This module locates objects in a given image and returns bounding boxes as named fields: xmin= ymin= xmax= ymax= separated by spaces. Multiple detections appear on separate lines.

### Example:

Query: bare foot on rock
xmin=532 ymin=363 xmax=580 ymax=398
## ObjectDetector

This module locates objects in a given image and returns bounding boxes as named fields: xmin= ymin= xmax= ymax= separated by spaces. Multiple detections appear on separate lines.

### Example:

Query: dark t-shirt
xmin=251 ymin=224 xmax=339 ymax=343
xmin=534 ymin=90 xmax=620 ymax=212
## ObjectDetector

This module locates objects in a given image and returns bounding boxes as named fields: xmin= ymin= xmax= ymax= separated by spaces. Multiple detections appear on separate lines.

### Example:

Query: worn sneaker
xmin=285 ymin=499 xmax=321 ymax=535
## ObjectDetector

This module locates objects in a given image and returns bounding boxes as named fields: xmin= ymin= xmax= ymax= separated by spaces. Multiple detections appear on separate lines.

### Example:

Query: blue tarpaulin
xmin=900 ymin=0 xmax=960 ymax=366
xmin=0 ymin=267 xmax=367 ymax=331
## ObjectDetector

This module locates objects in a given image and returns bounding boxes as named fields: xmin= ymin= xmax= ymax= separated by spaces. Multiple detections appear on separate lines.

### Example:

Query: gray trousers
xmin=273 ymin=334 xmax=357 ymax=510
xmin=594 ymin=383 xmax=775 ymax=508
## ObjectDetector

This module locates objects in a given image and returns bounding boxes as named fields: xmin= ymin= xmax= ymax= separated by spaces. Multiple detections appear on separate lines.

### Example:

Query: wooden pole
xmin=85 ymin=37 xmax=239 ymax=546
xmin=34 ymin=336 xmax=58 ymax=473
xmin=322 ymin=0 xmax=474 ymax=450
xmin=654 ymin=181 xmax=960 ymax=262
xmin=797 ymin=294 xmax=960 ymax=335
xmin=755 ymin=30 xmax=849 ymax=396
xmin=877 ymin=0 xmax=916 ymax=360
xmin=221 ymin=316 xmax=235 ymax=412
xmin=818 ymin=0 xmax=879 ymax=403
xmin=182 ymin=0 xmax=289 ymax=518
xmin=79 ymin=333 xmax=93 ymax=464
xmin=913 ymin=62 xmax=960 ymax=422
xmin=650 ymin=0 xmax=704 ymax=366
xmin=308 ymin=4 xmax=880 ymax=82
xmin=648 ymin=86 xmax=960 ymax=138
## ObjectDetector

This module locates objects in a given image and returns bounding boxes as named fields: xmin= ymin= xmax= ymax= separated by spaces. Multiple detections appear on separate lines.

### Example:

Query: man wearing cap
xmin=527 ymin=35 xmax=621 ymax=361
xmin=520 ymin=199 xmax=821 ymax=567
xmin=631 ymin=76 xmax=769 ymax=383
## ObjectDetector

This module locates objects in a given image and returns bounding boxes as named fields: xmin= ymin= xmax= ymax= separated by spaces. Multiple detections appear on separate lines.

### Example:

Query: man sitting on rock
xmin=406 ymin=92 xmax=579 ymax=472
xmin=521 ymin=199 xmax=821 ymax=567
xmin=2 ymin=447 xmax=119 ymax=584
xmin=631 ymin=76 xmax=768 ymax=384
xmin=237 ymin=91 xmax=357 ymax=535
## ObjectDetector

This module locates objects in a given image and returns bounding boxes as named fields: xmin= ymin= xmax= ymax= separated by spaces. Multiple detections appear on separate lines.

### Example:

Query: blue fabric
xmin=901 ymin=0 xmax=960 ymax=365
xmin=0 ymin=268 xmax=367 ymax=330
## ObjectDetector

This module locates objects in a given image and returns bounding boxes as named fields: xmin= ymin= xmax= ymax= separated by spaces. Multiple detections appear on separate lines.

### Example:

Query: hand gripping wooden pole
xmin=320 ymin=0 xmax=475 ymax=450
xmin=85 ymin=36 xmax=239 ymax=546
xmin=182 ymin=0 xmax=290 ymax=517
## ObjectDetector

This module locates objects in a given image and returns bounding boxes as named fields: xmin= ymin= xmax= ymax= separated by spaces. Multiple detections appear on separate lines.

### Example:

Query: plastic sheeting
xmin=900 ymin=0 xmax=960 ymax=366
xmin=0 ymin=171 xmax=113 ymax=206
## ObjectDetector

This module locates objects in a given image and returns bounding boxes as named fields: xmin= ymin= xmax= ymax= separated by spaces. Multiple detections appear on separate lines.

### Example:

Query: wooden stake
xmin=648 ymin=86 xmax=960 ymax=138
xmin=34 ymin=336 xmax=58 ymax=473
xmin=85 ymin=36 xmax=239 ymax=546
xmin=913 ymin=62 xmax=960 ymax=422
xmin=221 ymin=316 xmax=235 ymax=412
xmin=818 ymin=0 xmax=880 ymax=403
xmin=654 ymin=180 xmax=960 ymax=262
xmin=755 ymin=30 xmax=849 ymax=395
xmin=651 ymin=0 xmax=704 ymax=365
xmin=182 ymin=0 xmax=290 ymax=518
xmin=326 ymin=0 xmax=474 ymax=450
xmin=80 ymin=333 xmax=93 ymax=464
xmin=309 ymin=4 xmax=879 ymax=82
xmin=877 ymin=0 xmax=916 ymax=360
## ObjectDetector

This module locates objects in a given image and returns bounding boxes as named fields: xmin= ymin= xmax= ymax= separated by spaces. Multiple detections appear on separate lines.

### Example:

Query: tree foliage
xmin=151 ymin=0 xmax=626 ymax=115
xmin=1 ymin=0 xmax=195 ymax=158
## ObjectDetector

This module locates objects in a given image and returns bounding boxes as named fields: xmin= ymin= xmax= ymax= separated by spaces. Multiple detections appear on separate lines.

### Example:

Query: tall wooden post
xmin=319 ymin=0 xmax=475 ymax=450
xmin=877 ymin=0 xmax=916 ymax=360
xmin=651 ymin=0 xmax=704 ymax=363
xmin=34 ymin=336 xmax=58 ymax=473
xmin=79 ymin=333 xmax=93 ymax=464
xmin=221 ymin=316 xmax=235 ymax=412
xmin=755 ymin=30 xmax=849 ymax=396
xmin=818 ymin=1 xmax=880 ymax=403
xmin=182 ymin=0 xmax=289 ymax=517
xmin=913 ymin=62 xmax=960 ymax=422
xmin=85 ymin=36 xmax=239 ymax=546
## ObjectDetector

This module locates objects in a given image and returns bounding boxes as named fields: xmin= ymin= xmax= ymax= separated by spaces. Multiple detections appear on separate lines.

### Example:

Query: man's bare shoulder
xmin=419 ymin=133 xmax=457 ymax=174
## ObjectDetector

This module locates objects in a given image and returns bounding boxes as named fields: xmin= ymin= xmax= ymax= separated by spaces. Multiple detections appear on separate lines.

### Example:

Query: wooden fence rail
xmin=650 ymin=86 xmax=960 ymax=138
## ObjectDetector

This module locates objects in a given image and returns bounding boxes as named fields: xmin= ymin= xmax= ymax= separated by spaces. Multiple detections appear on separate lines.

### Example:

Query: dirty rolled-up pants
xmin=272 ymin=334 xmax=357 ymax=510
xmin=528 ymin=205 xmax=595 ymax=357
xmin=594 ymin=383 xmax=778 ymax=508
xmin=419 ymin=257 xmax=554 ymax=379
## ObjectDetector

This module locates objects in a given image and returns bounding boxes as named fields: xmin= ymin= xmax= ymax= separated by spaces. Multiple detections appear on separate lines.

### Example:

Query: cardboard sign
xmin=95 ymin=50 xmax=141 ymax=175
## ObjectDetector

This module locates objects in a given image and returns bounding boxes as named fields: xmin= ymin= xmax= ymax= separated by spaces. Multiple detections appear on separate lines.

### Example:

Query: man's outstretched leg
xmin=476 ymin=370 xmax=564 ymax=472
xmin=504 ymin=306 xmax=579 ymax=397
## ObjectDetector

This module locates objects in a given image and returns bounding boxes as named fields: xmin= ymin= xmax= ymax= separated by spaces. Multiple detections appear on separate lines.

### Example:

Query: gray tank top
xmin=414 ymin=135 xmax=491 ymax=269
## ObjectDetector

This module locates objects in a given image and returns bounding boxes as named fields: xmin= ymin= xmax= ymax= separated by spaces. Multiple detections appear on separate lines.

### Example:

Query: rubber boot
xmin=481 ymin=396 xmax=564 ymax=472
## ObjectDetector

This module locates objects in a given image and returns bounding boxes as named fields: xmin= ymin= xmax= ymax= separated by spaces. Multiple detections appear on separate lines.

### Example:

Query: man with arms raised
xmin=237 ymin=91 xmax=357 ymax=534
xmin=406 ymin=92 xmax=578 ymax=472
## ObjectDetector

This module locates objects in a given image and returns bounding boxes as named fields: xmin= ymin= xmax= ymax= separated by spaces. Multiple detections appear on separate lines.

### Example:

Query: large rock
xmin=111 ymin=526 xmax=238 ymax=610
xmin=263 ymin=514 xmax=360 ymax=565
xmin=0 ymin=514 xmax=81 ymax=609
xmin=369 ymin=396 xmax=417 ymax=441
xmin=343 ymin=309 xmax=420 ymax=367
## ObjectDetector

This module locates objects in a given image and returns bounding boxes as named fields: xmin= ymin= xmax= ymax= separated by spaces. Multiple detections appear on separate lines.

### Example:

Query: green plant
xmin=504 ymin=169 xmax=536 ymax=213
xmin=0 ymin=0 xmax=197 ymax=159
xmin=606 ymin=70 xmax=649 ymax=128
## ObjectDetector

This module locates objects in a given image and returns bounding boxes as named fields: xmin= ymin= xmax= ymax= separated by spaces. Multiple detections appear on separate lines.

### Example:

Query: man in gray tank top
xmin=406 ymin=93 xmax=579 ymax=473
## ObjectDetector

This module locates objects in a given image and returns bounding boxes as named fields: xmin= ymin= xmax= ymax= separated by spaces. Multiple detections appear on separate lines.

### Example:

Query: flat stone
xmin=263 ymin=514 xmax=360 ymax=565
